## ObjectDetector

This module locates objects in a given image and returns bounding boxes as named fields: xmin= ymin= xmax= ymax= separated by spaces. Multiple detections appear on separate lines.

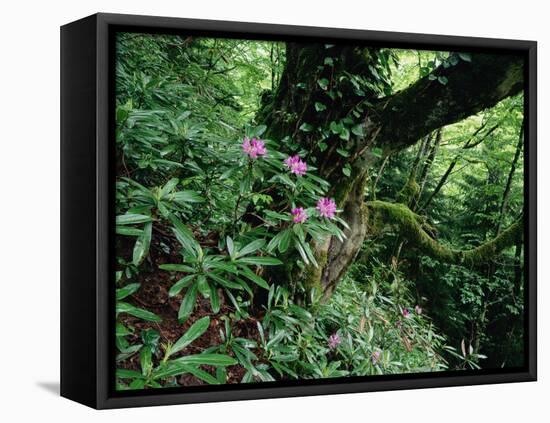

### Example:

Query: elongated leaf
xmin=197 ymin=274 xmax=210 ymax=297
xmin=182 ymin=365 xmax=220 ymax=385
xmin=278 ymin=229 xmax=292 ymax=253
xmin=206 ymin=272 xmax=243 ymax=290
xmin=172 ymin=190 xmax=205 ymax=204
xmin=116 ymin=301 xmax=162 ymax=322
xmin=238 ymin=256 xmax=282 ymax=266
xmin=160 ymin=178 xmax=179 ymax=198
xmin=178 ymin=283 xmax=198 ymax=323
xmin=171 ymin=353 xmax=237 ymax=367
xmin=132 ymin=221 xmax=152 ymax=266
xmin=116 ymin=226 xmax=143 ymax=236
xmin=236 ymin=239 xmax=266 ymax=258
xmin=152 ymin=362 xmax=220 ymax=382
xmin=116 ymin=214 xmax=152 ymax=225
xmin=116 ymin=283 xmax=141 ymax=300
xmin=159 ymin=263 xmax=196 ymax=273
xmin=169 ymin=274 xmax=196 ymax=297
xmin=226 ymin=236 xmax=235 ymax=257
xmin=140 ymin=345 xmax=153 ymax=376
xmin=168 ymin=213 xmax=200 ymax=257
xmin=295 ymin=241 xmax=310 ymax=265
xmin=170 ymin=316 xmax=210 ymax=356
xmin=209 ymin=284 xmax=220 ymax=313
xmin=240 ymin=267 xmax=270 ymax=290
xmin=116 ymin=368 xmax=144 ymax=379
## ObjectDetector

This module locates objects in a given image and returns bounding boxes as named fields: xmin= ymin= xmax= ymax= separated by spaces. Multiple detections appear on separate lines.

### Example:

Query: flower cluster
xmin=284 ymin=155 xmax=307 ymax=176
xmin=402 ymin=308 xmax=410 ymax=318
xmin=291 ymin=207 xmax=308 ymax=224
xmin=328 ymin=333 xmax=341 ymax=350
xmin=242 ymin=137 xmax=267 ymax=159
xmin=371 ymin=350 xmax=381 ymax=365
xmin=316 ymin=197 xmax=337 ymax=219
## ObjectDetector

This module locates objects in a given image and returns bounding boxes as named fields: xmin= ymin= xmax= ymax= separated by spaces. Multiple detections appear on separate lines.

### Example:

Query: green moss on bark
xmin=366 ymin=200 xmax=522 ymax=267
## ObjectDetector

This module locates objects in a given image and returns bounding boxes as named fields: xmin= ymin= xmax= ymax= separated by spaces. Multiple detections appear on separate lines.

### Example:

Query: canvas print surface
xmin=114 ymin=31 xmax=525 ymax=391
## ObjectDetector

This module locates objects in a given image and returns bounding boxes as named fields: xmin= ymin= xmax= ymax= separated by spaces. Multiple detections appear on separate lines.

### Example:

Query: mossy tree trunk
xmin=258 ymin=43 xmax=524 ymax=300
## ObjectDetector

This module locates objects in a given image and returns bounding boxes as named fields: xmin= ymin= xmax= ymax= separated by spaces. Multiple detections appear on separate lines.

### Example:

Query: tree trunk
xmin=258 ymin=44 xmax=524 ymax=300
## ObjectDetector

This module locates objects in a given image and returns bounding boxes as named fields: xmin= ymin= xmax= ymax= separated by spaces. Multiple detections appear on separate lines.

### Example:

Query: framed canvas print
xmin=60 ymin=13 xmax=537 ymax=409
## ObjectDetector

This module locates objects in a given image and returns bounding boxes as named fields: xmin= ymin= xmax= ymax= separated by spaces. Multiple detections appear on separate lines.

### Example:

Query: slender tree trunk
xmin=496 ymin=121 xmax=524 ymax=235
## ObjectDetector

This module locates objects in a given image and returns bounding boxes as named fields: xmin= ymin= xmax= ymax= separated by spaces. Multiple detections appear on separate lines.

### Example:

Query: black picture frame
xmin=61 ymin=12 xmax=537 ymax=409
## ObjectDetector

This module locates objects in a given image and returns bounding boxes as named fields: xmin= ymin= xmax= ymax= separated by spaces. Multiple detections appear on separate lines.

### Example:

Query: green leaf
xmin=168 ymin=214 xmax=200 ymax=256
xmin=132 ymin=221 xmax=152 ymax=266
xmin=116 ymin=283 xmax=141 ymax=300
xmin=181 ymin=365 xmax=220 ymax=385
xmin=236 ymin=239 xmax=266 ymax=258
xmin=226 ymin=236 xmax=235 ymax=257
xmin=170 ymin=316 xmax=210 ymax=356
xmin=116 ymin=302 xmax=161 ymax=323
xmin=458 ymin=52 xmax=472 ymax=62
xmin=241 ymin=267 xmax=270 ymax=290
xmin=206 ymin=272 xmax=244 ymax=290
xmin=116 ymin=226 xmax=143 ymax=236
xmin=250 ymin=124 xmax=267 ymax=137
xmin=438 ymin=76 xmax=449 ymax=85
xmin=116 ymin=214 xmax=152 ymax=225
xmin=299 ymin=122 xmax=314 ymax=132
xmin=238 ymin=256 xmax=282 ymax=266
xmin=278 ymin=229 xmax=292 ymax=253
xmin=197 ymin=274 xmax=210 ymax=297
xmin=171 ymin=190 xmax=205 ymax=204
xmin=342 ymin=164 xmax=351 ymax=177
xmin=160 ymin=263 xmax=196 ymax=273
xmin=153 ymin=361 xmax=227 ymax=381
xmin=324 ymin=57 xmax=334 ymax=66
xmin=317 ymin=78 xmax=329 ymax=90
xmin=330 ymin=121 xmax=342 ymax=134
xmin=178 ymin=283 xmax=198 ymax=323
xmin=140 ymin=345 xmax=153 ymax=376
xmin=314 ymin=102 xmax=327 ymax=112
xmin=117 ymin=368 xmax=143 ymax=379
xmin=336 ymin=148 xmax=350 ymax=157
xmin=171 ymin=353 xmax=237 ymax=367
xmin=339 ymin=126 xmax=350 ymax=141
xmin=351 ymin=124 xmax=364 ymax=137
xmin=160 ymin=178 xmax=179 ymax=197
xmin=209 ymin=284 xmax=220 ymax=313
xmin=169 ymin=274 xmax=196 ymax=297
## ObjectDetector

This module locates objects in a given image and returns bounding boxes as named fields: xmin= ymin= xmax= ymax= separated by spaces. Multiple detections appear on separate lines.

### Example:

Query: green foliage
xmin=113 ymin=32 xmax=524 ymax=389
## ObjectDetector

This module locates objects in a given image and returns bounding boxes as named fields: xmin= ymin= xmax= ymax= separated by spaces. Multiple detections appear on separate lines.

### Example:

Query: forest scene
xmin=114 ymin=32 xmax=525 ymax=391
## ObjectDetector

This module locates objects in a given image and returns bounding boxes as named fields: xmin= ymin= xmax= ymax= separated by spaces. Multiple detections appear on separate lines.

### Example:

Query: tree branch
xmin=366 ymin=200 xmax=523 ymax=267
xmin=373 ymin=53 xmax=524 ymax=152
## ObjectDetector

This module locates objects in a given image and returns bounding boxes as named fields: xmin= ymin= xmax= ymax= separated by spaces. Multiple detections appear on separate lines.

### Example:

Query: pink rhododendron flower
xmin=316 ymin=197 xmax=337 ymax=219
xmin=284 ymin=155 xmax=307 ymax=176
xmin=291 ymin=207 xmax=308 ymax=224
xmin=371 ymin=350 xmax=381 ymax=365
xmin=415 ymin=305 xmax=423 ymax=315
xmin=328 ymin=333 xmax=341 ymax=349
xmin=242 ymin=137 xmax=267 ymax=159
xmin=402 ymin=308 xmax=410 ymax=318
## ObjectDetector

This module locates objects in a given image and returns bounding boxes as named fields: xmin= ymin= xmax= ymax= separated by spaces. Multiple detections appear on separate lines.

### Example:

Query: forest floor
xmin=117 ymin=235 xmax=263 ymax=386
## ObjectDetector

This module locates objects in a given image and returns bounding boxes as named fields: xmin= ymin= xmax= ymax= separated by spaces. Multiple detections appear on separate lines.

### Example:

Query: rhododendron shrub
xmin=113 ymin=32 xmax=525 ymax=390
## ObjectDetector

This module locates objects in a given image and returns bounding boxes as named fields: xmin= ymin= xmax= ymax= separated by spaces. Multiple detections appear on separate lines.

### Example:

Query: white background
xmin=0 ymin=0 xmax=546 ymax=421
